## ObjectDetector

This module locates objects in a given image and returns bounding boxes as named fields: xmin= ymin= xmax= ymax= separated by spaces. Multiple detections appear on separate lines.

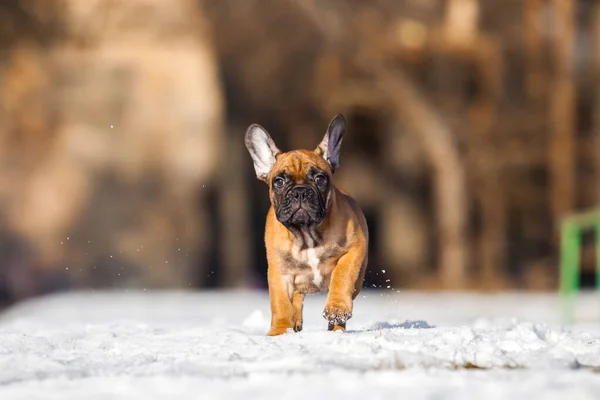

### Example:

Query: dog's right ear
xmin=245 ymin=124 xmax=281 ymax=182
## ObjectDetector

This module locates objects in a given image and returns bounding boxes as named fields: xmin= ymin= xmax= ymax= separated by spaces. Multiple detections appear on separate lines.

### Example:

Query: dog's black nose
xmin=290 ymin=186 xmax=310 ymax=201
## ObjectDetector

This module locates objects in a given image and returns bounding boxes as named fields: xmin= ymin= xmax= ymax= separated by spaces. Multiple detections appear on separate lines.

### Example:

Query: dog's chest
xmin=286 ymin=245 xmax=338 ymax=292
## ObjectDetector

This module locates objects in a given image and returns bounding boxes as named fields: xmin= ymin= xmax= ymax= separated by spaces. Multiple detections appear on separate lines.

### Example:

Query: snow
xmin=1 ymin=290 xmax=600 ymax=399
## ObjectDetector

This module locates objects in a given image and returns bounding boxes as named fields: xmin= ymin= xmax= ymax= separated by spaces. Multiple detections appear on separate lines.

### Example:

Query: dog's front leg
xmin=266 ymin=266 xmax=294 ymax=336
xmin=323 ymin=247 xmax=366 ymax=331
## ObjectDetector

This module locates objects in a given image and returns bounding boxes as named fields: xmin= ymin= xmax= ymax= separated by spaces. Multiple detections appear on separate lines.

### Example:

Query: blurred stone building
xmin=1 ymin=0 xmax=599 ymax=304
xmin=0 ymin=0 xmax=224 ymax=303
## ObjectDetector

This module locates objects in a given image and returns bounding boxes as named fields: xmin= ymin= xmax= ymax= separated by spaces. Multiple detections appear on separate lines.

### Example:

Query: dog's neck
xmin=286 ymin=188 xmax=337 ymax=249
xmin=287 ymin=224 xmax=323 ymax=249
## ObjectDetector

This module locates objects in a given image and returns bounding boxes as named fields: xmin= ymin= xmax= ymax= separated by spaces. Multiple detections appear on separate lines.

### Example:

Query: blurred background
xmin=0 ymin=0 xmax=598 ymax=308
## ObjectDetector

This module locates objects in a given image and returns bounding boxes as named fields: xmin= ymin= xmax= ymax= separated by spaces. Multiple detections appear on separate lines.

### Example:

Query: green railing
xmin=559 ymin=208 xmax=600 ymax=324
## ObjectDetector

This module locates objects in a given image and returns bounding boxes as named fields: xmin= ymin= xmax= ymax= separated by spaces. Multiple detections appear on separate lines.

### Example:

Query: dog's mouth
xmin=290 ymin=208 xmax=310 ymax=226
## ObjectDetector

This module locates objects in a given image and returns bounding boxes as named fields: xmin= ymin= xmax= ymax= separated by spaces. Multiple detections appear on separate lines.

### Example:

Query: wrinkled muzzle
xmin=276 ymin=185 xmax=326 ymax=227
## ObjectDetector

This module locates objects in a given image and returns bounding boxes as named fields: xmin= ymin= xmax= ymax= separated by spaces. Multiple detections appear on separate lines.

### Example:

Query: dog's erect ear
xmin=245 ymin=124 xmax=281 ymax=182
xmin=316 ymin=114 xmax=346 ymax=174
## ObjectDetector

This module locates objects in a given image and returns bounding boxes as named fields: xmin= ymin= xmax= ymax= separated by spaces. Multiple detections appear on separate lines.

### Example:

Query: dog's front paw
xmin=266 ymin=325 xmax=293 ymax=336
xmin=322 ymin=303 xmax=352 ymax=331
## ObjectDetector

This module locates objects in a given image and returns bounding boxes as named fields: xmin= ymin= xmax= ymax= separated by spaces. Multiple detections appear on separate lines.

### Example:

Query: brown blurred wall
xmin=0 ymin=0 xmax=599 ymax=304
xmin=0 ymin=0 xmax=224 ymax=302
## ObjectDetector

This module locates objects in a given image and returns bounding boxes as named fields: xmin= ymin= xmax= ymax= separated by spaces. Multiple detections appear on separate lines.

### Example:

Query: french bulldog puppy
xmin=245 ymin=115 xmax=369 ymax=336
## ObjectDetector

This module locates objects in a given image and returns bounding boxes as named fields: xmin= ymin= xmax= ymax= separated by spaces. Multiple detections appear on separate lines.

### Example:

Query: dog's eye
xmin=273 ymin=177 xmax=285 ymax=189
xmin=314 ymin=174 xmax=328 ymax=187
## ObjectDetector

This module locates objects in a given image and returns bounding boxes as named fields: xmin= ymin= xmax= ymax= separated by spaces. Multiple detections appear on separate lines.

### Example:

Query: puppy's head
xmin=245 ymin=114 xmax=346 ymax=228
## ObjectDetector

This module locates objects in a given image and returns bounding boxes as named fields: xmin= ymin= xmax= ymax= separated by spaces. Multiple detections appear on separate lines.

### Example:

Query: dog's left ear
xmin=316 ymin=114 xmax=346 ymax=174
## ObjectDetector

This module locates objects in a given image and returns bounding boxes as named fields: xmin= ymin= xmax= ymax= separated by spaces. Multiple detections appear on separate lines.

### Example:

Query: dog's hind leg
xmin=292 ymin=291 xmax=304 ymax=332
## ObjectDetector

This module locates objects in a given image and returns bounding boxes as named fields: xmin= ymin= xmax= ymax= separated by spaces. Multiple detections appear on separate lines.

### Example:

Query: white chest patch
xmin=293 ymin=246 xmax=323 ymax=287
xmin=306 ymin=248 xmax=322 ymax=286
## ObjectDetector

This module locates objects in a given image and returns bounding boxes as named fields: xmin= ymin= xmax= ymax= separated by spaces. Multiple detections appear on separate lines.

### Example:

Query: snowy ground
xmin=1 ymin=290 xmax=600 ymax=400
